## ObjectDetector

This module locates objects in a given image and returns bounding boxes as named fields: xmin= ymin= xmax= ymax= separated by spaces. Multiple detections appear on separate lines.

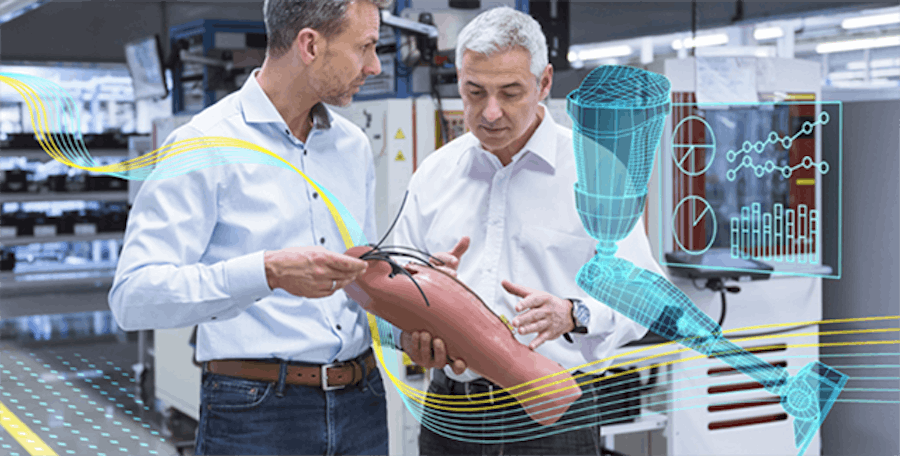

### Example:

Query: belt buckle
xmin=321 ymin=362 xmax=346 ymax=391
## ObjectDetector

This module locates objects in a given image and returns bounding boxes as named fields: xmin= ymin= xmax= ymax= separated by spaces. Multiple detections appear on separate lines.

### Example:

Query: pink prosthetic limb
xmin=344 ymin=245 xmax=582 ymax=426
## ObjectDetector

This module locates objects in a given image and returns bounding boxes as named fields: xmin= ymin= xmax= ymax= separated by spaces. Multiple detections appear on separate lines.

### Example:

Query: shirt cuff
xmin=584 ymin=299 xmax=616 ymax=339
xmin=391 ymin=324 xmax=404 ymax=351
xmin=224 ymin=250 xmax=273 ymax=307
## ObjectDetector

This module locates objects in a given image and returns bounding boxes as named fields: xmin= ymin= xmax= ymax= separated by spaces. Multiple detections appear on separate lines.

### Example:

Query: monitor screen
xmin=124 ymin=35 xmax=168 ymax=100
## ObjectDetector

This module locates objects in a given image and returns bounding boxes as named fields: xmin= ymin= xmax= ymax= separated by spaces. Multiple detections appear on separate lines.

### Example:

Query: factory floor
xmin=0 ymin=312 xmax=196 ymax=456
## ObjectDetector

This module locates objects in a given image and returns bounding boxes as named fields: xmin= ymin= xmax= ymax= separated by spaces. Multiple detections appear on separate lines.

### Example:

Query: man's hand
xmin=264 ymin=247 xmax=367 ymax=298
xmin=400 ymin=330 xmax=467 ymax=375
xmin=502 ymin=280 xmax=575 ymax=350
xmin=429 ymin=236 xmax=470 ymax=277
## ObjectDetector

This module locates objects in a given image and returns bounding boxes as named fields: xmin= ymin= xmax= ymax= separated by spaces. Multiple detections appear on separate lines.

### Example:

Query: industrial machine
xmin=168 ymin=19 xmax=267 ymax=114
xmin=645 ymin=56 xmax=839 ymax=456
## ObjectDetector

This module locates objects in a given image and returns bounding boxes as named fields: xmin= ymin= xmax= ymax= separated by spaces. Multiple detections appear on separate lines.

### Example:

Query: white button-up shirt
xmin=109 ymin=70 xmax=379 ymax=364
xmin=395 ymin=105 xmax=665 ymax=382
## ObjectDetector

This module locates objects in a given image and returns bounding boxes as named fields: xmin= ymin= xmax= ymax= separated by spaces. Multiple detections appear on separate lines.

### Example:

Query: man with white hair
xmin=394 ymin=6 xmax=666 ymax=455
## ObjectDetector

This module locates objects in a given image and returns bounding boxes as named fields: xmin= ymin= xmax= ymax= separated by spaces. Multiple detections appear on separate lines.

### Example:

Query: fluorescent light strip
xmin=754 ymin=26 xmax=784 ymax=41
xmin=577 ymin=45 xmax=633 ymax=61
xmin=672 ymin=33 xmax=729 ymax=50
xmin=816 ymin=35 xmax=900 ymax=53
xmin=841 ymin=12 xmax=900 ymax=30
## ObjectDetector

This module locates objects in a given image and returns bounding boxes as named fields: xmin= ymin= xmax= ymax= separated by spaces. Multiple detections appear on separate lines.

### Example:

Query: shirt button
xmin=312 ymin=192 xmax=318 ymax=199
xmin=336 ymin=325 xmax=342 ymax=330
xmin=320 ymin=237 xmax=326 ymax=244
xmin=303 ymin=150 xmax=308 ymax=155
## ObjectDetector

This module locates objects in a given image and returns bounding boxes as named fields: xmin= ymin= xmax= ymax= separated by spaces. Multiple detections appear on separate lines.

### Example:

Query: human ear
xmin=295 ymin=28 xmax=324 ymax=65
xmin=539 ymin=64 xmax=553 ymax=100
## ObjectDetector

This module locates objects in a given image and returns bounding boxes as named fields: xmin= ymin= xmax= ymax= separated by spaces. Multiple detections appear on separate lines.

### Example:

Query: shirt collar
xmin=461 ymin=103 xmax=558 ymax=171
xmin=239 ymin=69 xmax=332 ymax=129
xmin=517 ymin=104 xmax=558 ymax=170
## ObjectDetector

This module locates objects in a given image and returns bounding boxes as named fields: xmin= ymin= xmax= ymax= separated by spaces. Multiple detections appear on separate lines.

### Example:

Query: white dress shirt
xmin=109 ymin=70 xmax=379 ymax=364
xmin=394 ymin=105 xmax=665 ymax=382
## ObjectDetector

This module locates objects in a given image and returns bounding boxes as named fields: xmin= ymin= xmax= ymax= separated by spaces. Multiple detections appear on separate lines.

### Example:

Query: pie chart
xmin=671 ymin=116 xmax=716 ymax=176
xmin=672 ymin=195 xmax=717 ymax=255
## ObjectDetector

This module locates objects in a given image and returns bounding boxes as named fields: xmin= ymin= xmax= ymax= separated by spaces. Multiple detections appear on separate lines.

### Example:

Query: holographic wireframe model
xmin=566 ymin=65 xmax=848 ymax=456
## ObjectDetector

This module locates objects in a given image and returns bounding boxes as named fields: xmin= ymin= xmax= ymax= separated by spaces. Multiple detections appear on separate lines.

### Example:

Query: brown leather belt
xmin=205 ymin=350 xmax=377 ymax=391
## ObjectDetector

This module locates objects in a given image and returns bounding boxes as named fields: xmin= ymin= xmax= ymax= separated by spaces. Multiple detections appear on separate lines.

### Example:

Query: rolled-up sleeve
xmin=108 ymin=126 xmax=272 ymax=331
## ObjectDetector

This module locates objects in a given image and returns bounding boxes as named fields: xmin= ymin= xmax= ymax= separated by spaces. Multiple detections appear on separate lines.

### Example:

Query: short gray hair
xmin=264 ymin=0 xmax=393 ymax=58
xmin=455 ymin=6 xmax=548 ymax=81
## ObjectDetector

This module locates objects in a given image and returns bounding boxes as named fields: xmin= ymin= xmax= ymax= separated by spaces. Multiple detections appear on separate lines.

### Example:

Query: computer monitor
xmin=124 ymin=35 xmax=168 ymax=100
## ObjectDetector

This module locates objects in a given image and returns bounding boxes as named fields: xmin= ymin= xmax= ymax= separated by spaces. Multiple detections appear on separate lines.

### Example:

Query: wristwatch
xmin=563 ymin=298 xmax=589 ymax=343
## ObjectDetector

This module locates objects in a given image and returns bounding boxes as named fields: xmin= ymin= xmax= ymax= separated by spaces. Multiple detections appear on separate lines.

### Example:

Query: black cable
xmin=717 ymin=290 xmax=727 ymax=327
xmin=358 ymin=252 xmax=432 ymax=307
xmin=362 ymin=250 xmax=434 ymax=269
xmin=690 ymin=0 xmax=697 ymax=58
xmin=372 ymin=245 xmax=445 ymax=265
xmin=371 ymin=190 xmax=408 ymax=251
xmin=431 ymin=64 xmax=451 ymax=146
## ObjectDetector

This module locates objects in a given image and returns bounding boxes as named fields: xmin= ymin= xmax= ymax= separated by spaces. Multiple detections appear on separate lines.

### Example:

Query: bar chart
xmin=730 ymin=203 xmax=819 ymax=264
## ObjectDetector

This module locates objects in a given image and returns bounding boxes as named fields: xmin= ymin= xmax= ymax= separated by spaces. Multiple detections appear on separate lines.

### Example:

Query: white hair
xmin=455 ymin=6 xmax=548 ymax=81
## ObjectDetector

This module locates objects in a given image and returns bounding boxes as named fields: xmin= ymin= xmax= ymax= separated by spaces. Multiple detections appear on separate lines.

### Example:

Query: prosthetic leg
xmin=567 ymin=65 xmax=847 ymax=456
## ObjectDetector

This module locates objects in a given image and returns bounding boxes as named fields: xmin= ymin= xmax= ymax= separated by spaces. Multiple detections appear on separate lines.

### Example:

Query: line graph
xmin=725 ymin=111 xmax=830 ymax=181
xmin=726 ymin=155 xmax=830 ymax=181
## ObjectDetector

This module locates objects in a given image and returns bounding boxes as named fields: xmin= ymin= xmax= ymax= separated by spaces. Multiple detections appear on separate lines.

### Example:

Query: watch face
xmin=574 ymin=303 xmax=590 ymax=326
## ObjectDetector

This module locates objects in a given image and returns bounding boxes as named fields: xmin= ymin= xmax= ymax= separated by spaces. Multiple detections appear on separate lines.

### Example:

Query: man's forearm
xmin=109 ymin=251 xmax=271 ymax=331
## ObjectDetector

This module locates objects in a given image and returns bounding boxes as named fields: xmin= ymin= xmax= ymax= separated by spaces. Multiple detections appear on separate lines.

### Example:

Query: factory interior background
xmin=0 ymin=0 xmax=898 ymax=455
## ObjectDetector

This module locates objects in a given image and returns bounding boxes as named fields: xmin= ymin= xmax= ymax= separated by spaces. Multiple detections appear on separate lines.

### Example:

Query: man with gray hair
xmin=395 ymin=6 xmax=666 ymax=455
xmin=109 ymin=0 xmax=393 ymax=454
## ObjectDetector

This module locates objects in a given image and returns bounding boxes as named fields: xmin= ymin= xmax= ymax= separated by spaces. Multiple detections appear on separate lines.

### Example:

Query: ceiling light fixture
xmin=672 ymin=33 xmax=729 ymax=50
xmin=816 ymin=35 xmax=900 ymax=53
xmin=570 ymin=45 xmax=633 ymax=62
xmin=754 ymin=26 xmax=784 ymax=41
xmin=841 ymin=12 xmax=900 ymax=30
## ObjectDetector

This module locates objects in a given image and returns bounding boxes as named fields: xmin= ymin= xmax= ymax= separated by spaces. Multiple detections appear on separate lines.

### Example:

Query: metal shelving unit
xmin=0 ymin=233 xmax=124 ymax=247
xmin=0 ymin=149 xmax=129 ymax=160
xmin=1 ymin=190 xmax=129 ymax=203
xmin=0 ymin=155 xmax=127 ymax=315
xmin=1 ymin=261 xmax=118 ymax=293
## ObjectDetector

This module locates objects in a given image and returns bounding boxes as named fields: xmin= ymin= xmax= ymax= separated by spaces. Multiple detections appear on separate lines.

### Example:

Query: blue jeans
xmin=195 ymin=360 xmax=388 ymax=455
xmin=418 ymin=370 xmax=602 ymax=456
